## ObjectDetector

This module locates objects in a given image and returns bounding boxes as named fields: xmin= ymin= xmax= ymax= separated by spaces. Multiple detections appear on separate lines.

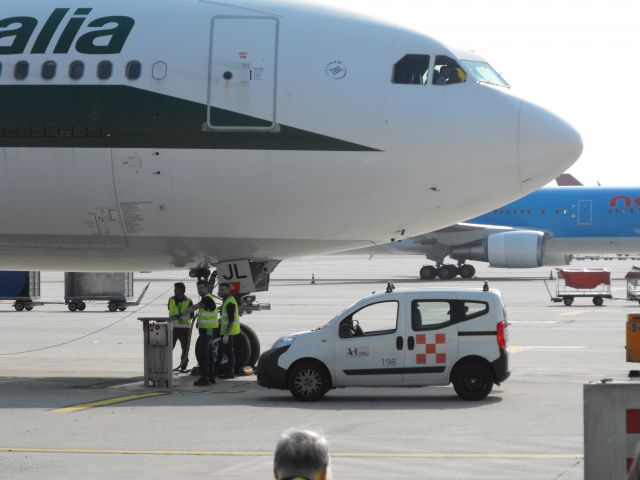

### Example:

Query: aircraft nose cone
xmin=518 ymin=100 xmax=583 ymax=185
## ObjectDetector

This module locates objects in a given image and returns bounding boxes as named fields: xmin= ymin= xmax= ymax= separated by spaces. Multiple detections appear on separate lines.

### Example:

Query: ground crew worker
xmin=168 ymin=282 xmax=194 ymax=372
xmin=273 ymin=429 xmax=330 ymax=480
xmin=171 ymin=280 xmax=219 ymax=386
xmin=215 ymin=282 xmax=240 ymax=379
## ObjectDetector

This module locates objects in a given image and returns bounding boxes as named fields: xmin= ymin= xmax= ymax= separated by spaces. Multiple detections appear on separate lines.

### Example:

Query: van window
xmin=339 ymin=301 xmax=398 ymax=338
xmin=463 ymin=301 xmax=489 ymax=320
xmin=433 ymin=55 xmax=466 ymax=86
xmin=392 ymin=54 xmax=430 ymax=85
xmin=412 ymin=301 xmax=453 ymax=330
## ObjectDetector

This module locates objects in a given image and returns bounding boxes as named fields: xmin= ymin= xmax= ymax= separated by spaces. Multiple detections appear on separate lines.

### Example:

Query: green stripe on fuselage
xmin=0 ymin=85 xmax=378 ymax=151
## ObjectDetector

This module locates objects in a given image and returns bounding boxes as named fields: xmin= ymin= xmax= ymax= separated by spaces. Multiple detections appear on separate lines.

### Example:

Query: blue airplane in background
xmin=352 ymin=175 xmax=640 ymax=280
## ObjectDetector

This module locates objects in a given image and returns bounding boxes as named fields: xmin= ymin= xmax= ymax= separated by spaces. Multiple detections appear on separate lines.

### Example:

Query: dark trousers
xmin=215 ymin=337 xmax=235 ymax=376
xmin=195 ymin=331 xmax=215 ymax=378
xmin=172 ymin=327 xmax=191 ymax=370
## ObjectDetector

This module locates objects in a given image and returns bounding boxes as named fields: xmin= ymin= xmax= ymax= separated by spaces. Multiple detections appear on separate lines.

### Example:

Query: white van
xmin=257 ymin=285 xmax=510 ymax=401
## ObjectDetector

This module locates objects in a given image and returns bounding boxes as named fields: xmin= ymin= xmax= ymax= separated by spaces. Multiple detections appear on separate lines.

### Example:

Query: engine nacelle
xmin=486 ymin=231 xmax=544 ymax=268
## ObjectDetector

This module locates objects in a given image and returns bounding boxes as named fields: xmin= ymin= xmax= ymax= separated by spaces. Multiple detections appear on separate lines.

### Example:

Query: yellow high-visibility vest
xmin=220 ymin=296 xmax=240 ymax=335
xmin=168 ymin=297 xmax=192 ymax=325
xmin=198 ymin=293 xmax=219 ymax=331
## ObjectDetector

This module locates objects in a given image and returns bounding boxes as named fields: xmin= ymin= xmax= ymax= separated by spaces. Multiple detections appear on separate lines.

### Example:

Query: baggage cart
xmin=626 ymin=267 xmax=640 ymax=304
xmin=64 ymin=272 xmax=149 ymax=312
xmin=0 ymin=271 xmax=42 ymax=311
xmin=544 ymin=268 xmax=611 ymax=306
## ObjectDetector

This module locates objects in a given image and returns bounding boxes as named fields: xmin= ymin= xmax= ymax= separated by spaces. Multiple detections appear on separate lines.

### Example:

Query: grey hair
xmin=274 ymin=429 xmax=329 ymax=479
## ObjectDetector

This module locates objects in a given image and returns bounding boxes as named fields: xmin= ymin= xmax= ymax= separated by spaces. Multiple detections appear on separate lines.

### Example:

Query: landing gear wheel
xmin=242 ymin=324 xmax=261 ymax=367
xmin=233 ymin=331 xmax=252 ymax=374
xmin=452 ymin=362 xmax=493 ymax=401
xmin=78 ymin=302 xmax=86 ymax=311
xmin=563 ymin=297 xmax=574 ymax=306
xmin=419 ymin=265 xmax=437 ymax=280
xmin=68 ymin=302 xmax=78 ymax=312
xmin=288 ymin=361 xmax=330 ymax=402
xmin=14 ymin=301 xmax=24 ymax=312
xmin=438 ymin=265 xmax=458 ymax=280
xmin=108 ymin=302 xmax=118 ymax=312
xmin=593 ymin=296 xmax=604 ymax=306
xmin=118 ymin=303 xmax=127 ymax=311
xmin=459 ymin=264 xmax=476 ymax=279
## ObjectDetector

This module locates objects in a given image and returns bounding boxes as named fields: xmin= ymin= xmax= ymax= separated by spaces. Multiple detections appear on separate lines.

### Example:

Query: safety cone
xmin=311 ymin=274 xmax=316 ymax=285
xmin=549 ymin=270 xmax=554 ymax=280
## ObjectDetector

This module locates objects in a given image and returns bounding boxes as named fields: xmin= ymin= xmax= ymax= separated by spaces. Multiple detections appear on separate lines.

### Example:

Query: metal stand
xmin=139 ymin=317 xmax=173 ymax=389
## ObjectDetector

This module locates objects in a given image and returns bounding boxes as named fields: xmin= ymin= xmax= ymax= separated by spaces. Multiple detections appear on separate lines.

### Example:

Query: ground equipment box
xmin=64 ymin=272 xmax=134 ymax=312
xmin=627 ymin=314 xmax=640 ymax=363
xmin=0 ymin=271 xmax=41 ymax=311
xmin=139 ymin=317 xmax=173 ymax=389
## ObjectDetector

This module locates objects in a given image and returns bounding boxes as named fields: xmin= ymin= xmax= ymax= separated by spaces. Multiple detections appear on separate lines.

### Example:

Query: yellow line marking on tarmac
xmin=55 ymin=393 xmax=166 ymax=413
xmin=0 ymin=447 xmax=583 ymax=460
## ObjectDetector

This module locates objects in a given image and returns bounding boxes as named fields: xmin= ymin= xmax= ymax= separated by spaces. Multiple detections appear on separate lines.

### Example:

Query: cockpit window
xmin=460 ymin=60 xmax=510 ymax=88
xmin=433 ymin=56 xmax=466 ymax=86
xmin=392 ymin=54 xmax=430 ymax=85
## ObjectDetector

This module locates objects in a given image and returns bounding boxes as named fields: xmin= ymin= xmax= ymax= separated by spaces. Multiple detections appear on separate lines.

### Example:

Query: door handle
xmin=408 ymin=336 xmax=415 ymax=350
xmin=396 ymin=336 xmax=404 ymax=350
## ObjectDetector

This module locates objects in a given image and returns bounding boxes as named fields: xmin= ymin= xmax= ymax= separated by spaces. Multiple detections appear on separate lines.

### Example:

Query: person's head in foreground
xmin=274 ymin=429 xmax=330 ymax=480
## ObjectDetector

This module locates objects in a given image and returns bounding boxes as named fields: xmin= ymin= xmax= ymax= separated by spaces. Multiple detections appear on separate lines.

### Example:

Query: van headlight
xmin=272 ymin=335 xmax=296 ymax=350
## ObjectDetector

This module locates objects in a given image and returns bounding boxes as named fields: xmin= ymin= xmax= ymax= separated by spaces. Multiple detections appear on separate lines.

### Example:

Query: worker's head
xmin=273 ymin=429 xmax=330 ymax=480
xmin=174 ymin=282 xmax=186 ymax=299
xmin=218 ymin=283 xmax=231 ymax=298
xmin=196 ymin=280 xmax=208 ymax=297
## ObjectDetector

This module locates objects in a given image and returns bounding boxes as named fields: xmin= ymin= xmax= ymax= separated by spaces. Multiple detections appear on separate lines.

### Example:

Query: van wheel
xmin=452 ymin=362 xmax=493 ymax=401
xmin=288 ymin=362 xmax=330 ymax=402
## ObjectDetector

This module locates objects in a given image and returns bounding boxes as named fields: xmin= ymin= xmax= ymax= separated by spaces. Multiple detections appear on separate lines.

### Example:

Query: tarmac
xmin=1 ymin=256 xmax=638 ymax=479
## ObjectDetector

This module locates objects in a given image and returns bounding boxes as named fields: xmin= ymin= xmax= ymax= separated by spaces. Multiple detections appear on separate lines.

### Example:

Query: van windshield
xmin=459 ymin=60 xmax=510 ymax=88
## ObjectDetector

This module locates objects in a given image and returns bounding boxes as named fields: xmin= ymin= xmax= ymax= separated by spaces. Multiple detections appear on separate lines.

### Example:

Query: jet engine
xmin=452 ymin=230 xmax=545 ymax=268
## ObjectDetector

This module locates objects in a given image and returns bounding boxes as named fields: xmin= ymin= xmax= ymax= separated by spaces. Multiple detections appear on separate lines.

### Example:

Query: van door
xmin=333 ymin=298 xmax=406 ymax=386
xmin=207 ymin=16 xmax=279 ymax=131
xmin=403 ymin=296 xmax=460 ymax=385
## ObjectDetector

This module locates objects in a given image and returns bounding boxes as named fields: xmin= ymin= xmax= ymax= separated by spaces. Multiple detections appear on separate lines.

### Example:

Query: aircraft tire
xmin=420 ymin=265 xmax=437 ymax=280
xmin=459 ymin=264 xmax=476 ymax=279
xmin=242 ymin=324 xmax=261 ymax=367
xmin=232 ymin=331 xmax=252 ymax=373
xmin=438 ymin=265 xmax=457 ymax=280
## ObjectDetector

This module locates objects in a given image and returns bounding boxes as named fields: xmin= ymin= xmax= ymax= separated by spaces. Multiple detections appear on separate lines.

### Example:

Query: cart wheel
xmin=25 ymin=305 xmax=33 ymax=311
xmin=68 ymin=302 xmax=78 ymax=312
xmin=593 ymin=296 xmax=604 ymax=306
xmin=108 ymin=302 xmax=118 ymax=312
xmin=118 ymin=303 xmax=127 ymax=312
xmin=78 ymin=302 xmax=86 ymax=311
xmin=563 ymin=297 xmax=574 ymax=306
xmin=14 ymin=301 xmax=24 ymax=312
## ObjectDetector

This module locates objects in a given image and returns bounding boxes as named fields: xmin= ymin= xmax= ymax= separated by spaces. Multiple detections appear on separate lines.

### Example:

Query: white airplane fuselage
xmin=0 ymin=0 xmax=582 ymax=271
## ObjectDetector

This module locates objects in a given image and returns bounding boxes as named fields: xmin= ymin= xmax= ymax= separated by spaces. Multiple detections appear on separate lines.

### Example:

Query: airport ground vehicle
xmin=545 ymin=268 xmax=612 ymax=306
xmin=257 ymin=284 xmax=510 ymax=401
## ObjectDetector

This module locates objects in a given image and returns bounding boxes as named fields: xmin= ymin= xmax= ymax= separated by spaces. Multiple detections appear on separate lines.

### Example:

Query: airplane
xmin=0 ymin=0 xmax=582 ymax=297
xmin=351 ymin=184 xmax=640 ymax=280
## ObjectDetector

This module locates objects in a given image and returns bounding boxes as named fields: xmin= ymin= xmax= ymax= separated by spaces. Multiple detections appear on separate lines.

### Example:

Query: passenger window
xmin=412 ymin=301 xmax=453 ymax=330
xmin=339 ymin=301 xmax=398 ymax=338
xmin=433 ymin=55 xmax=466 ymax=86
xmin=392 ymin=54 xmax=430 ymax=85
xmin=463 ymin=302 xmax=489 ymax=320
xmin=14 ymin=61 xmax=29 ymax=80
xmin=41 ymin=61 xmax=56 ymax=80
xmin=69 ymin=61 xmax=84 ymax=80
xmin=97 ymin=61 xmax=112 ymax=80
xmin=126 ymin=61 xmax=141 ymax=80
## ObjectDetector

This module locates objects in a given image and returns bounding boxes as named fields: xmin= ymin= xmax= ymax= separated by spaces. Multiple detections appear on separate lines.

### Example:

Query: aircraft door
xmin=207 ymin=16 xmax=279 ymax=131
xmin=578 ymin=200 xmax=592 ymax=226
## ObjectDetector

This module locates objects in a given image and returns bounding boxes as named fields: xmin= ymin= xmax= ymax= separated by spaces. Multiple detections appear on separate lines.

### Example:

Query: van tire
xmin=287 ymin=361 xmax=330 ymax=402
xmin=452 ymin=361 xmax=493 ymax=401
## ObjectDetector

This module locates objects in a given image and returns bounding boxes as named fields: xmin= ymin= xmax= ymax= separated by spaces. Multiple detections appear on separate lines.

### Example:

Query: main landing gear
xmin=419 ymin=263 xmax=476 ymax=281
